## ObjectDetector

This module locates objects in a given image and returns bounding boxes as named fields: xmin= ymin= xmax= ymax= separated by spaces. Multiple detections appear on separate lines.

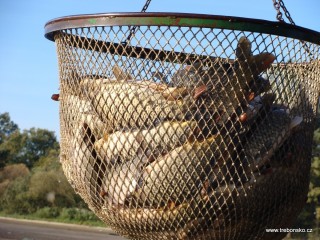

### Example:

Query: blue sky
xmin=0 ymin=0 xmax=319 ymax=139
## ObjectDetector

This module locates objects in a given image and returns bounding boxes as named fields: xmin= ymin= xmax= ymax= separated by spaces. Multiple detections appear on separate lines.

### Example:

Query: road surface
xmin=0 ymin=217 xmax=126 ymax=240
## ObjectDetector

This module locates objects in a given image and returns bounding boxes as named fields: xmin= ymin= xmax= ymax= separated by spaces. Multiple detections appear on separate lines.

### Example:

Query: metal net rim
xmin=44 ymin=12 xmax=320 ymax=45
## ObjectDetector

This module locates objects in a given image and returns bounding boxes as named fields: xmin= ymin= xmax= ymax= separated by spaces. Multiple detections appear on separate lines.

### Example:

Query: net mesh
xmin=53 ymin=22 xmax=320 ymax=240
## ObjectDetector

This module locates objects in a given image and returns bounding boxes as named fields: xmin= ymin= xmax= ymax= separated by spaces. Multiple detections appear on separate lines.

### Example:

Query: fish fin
xmin=112 ymin=65 xmax=132 ymax=81
xmin=193 ymin=84 xmax=208 ymax=99
xmin=236 ymin=36 xmax=252 ymax=60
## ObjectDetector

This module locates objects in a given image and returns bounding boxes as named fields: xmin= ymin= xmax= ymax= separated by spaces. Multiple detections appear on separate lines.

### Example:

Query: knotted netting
xmin=45 ymin=13 xmax=320 ymax=240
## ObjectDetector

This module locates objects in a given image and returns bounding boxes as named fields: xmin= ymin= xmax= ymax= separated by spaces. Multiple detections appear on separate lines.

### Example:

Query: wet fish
xmin=94 ymin=130 xmax=142 ymax=164
xmin=240 ymin=93 xmax=276 ymax=124
xmin=192 ymin=37 xmax=275 ymax=121
xmin=71 ymin=121 xmax=103 ymax=207
xmin=142 ymin=120 xmax=198 ymax=155
xmin=60 ymin=94 xmax=111 ymax=138
xmin=72 ymin=123 xmax=94 ymax=181
xmin=60 ymin=94 xmax=106 ymax=205
xmin=80 ymin=112 xmax=111 ymax=140
xmin=235 ymin=36 xmax=274 ymax=96
xmin=101 ymin=157 xmax=143 ymax=206
xmin=244 ymin=110 xmax=303 ymax=171
xmin=87 ymin=80 xmax=191 ymax=130
xmin=110 ymin=185 xmax=235 ymax=234
xmin=240 ymin=95 xmax=264 ymax=123
xmin=51 ymin=93 xmax=59 ymax=101
xmin=61 ymin=94 xmax=91 ymax=115
xmin=94 ymin=120 xmax=198 ymax=163
xmin=134 ymin=136 xmax=229 ymax=207
xmin=170 ymin=62 xmax=203 ymax=88
xmin=249 ymin=76 xmax=271 ymax=96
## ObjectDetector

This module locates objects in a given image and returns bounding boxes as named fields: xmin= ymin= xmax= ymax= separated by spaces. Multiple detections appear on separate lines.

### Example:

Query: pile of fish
xmin=57 ymin=36 xmax=303 ymax=238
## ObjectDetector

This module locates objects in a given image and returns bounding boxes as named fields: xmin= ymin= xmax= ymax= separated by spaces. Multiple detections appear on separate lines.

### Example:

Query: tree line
xmin=0 ymin=112 xmax=101 ymax=224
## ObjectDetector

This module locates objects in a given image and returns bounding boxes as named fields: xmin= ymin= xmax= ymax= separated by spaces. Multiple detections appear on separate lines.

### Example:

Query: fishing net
xmin=45 ymin=13 xmax=320 ymax=240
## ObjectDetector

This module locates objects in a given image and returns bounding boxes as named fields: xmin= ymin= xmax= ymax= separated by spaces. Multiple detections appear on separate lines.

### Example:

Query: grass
xmin=0 ymin=207 xmax=106 ymax=227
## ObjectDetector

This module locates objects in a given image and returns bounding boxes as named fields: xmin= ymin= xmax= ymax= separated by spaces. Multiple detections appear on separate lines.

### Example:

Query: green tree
xmin=0 ymin=113 xmax=19 ymax=168
xmin=0 ymin=131 xmax=24 ymax=168
xmin=0 ymin=114 xmax=59 ymax=168
xmin=19 ymin=128 xmax=59 ymax=168
xmin=0 ymin=112 xmax=18 ymax=144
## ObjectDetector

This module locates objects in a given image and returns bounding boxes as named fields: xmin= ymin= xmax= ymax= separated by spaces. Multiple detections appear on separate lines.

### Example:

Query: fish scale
xmin=88 ymin=81 xmax=191 ymax=130
xmin=244 ymin=110 xmax=301 ymax=172
xmin=132 ymin=136 xmax=230 ymax=207
xmin=94 ymin=120 xmax=198 ymax=164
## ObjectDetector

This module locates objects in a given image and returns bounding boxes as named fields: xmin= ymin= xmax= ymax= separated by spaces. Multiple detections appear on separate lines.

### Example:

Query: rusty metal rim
xmin=44 ymin=12 xmax=320 ymax=45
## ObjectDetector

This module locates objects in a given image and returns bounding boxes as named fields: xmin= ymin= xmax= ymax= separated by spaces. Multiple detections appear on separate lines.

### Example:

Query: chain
xmin=278 ymin=0 xmax=295 ymax=24
xmin=272 ymin=0 xmax=312 ymax=55
xmin=272 ymin=0 xmax=283 ymax=22
xmin=272 ymin=0 xmax=295 ymax=24
xmin=140 ymin=0 xmax=152 ymax=12
xmin=123 ymin=0 xmax=152 ymax=44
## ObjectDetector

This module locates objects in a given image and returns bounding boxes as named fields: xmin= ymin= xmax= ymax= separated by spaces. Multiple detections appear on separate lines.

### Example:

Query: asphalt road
xmin=0 ymin=217 xmax=126 ymax=240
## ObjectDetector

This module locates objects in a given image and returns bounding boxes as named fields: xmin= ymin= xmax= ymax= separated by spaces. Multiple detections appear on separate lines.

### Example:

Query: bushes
xmin=0 ymin=163 xmax=31 ymax=212
xmin=28 ymin=169 xmax=77 ymax=208
xmin=34 ymin=207 xmax=60 ymax=219
xmin=59 ymin=208 xmax=101 ymax=222
xmin=0 ymin=163 xmax=30 ymax=181
xmin=0 ymin=162 xmax=103 ymax=225
xmin=15 ymin=207 xmax=103 ymax=226
xmin=0 ymin=156 xmax=103 ymax=225
xmin=0 ymin=174 xmax=34 ymax=214
xmin=0 ymin=162 xmax=85 ymax=215
xmin=32 ymin=207 xmax=102 ymax=225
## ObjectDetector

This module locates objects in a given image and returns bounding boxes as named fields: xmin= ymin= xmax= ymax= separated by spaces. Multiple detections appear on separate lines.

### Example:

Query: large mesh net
xmin=47 ymin=13 xmax=320 ymax=240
